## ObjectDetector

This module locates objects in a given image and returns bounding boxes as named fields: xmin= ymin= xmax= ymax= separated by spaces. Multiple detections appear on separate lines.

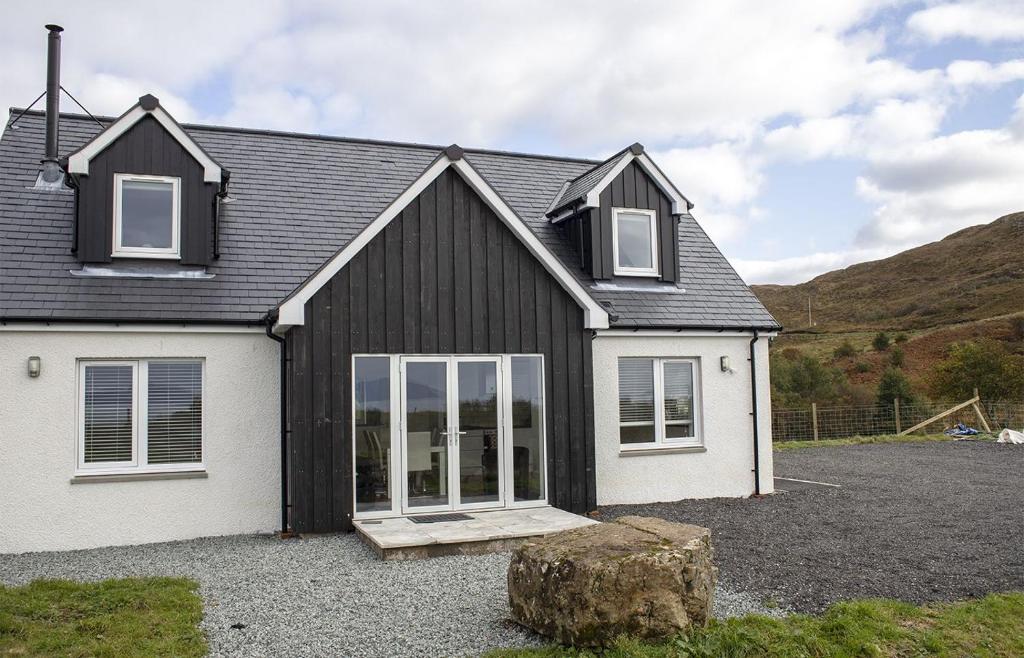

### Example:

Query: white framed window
xmin=78 ymin=359 xmax=204 ymax=474
xmin=618 ymin=357 xmax=701 ymax=449
xmin=112 ymin=173 xmax=181 ymax=258
xmin=612 ymin=207 xmax=659 ymax=277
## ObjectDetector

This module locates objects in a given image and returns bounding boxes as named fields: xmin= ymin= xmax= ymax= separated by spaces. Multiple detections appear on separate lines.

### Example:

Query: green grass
xmin=0 ymin=577 xmax=206 ymax=658
xmin=773 ymin=433 xmax=957 ymax=451
xmin=488 ymin=592 xmax=1024 ymax=657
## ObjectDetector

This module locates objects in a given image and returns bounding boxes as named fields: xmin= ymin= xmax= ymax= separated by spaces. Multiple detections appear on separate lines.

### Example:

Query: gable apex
xmin=66 ymin=96 xmax=223 ymax=183
xmin=547 ymin=146 xmax=692 ymax=220
xmin=274 ymin=152 xmax=609 ymax=332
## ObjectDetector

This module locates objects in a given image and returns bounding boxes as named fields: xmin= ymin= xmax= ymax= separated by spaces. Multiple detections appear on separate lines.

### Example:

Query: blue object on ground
xmin=945 ymin=423 xmax=979 ymax=436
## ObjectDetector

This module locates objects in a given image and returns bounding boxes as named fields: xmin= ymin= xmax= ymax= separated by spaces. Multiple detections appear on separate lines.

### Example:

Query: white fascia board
xmin=67 ymin=106 xmax=222 ymax=183
xmin=578 ymin=151 xmax=689 ymax=215
xmin=275 ymin=155 xmax=609 ymax=332
xmin=0 ymin=323 xmax=264 ymax=334
xmin=582 ymin=151 xmax=634 ymax=209
xmin=597 ymin=328 xmax=779 ymax=338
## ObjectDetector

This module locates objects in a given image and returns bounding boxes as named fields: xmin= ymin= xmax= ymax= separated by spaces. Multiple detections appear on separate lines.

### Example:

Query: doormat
xmin=409 ymin=513 xmax=474 ymax=524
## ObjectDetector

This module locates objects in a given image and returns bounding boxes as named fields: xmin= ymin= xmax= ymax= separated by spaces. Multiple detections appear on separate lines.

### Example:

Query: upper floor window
xmin=112 ymin=173 xmax=180 ymax=258
xmin=612 ymin=207 xmax=658 ymax=276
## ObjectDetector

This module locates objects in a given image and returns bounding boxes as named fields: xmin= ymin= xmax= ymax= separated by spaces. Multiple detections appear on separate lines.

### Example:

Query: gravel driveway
xmin=0 ymin=530 xmax=772 ymax=657
xmin=599 ymin=440 xmax=1024 ymax=612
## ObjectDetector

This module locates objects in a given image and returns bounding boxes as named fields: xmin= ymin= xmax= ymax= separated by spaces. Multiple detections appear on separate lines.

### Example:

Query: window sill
xmin=70 ymin=470 xmax=207 ymax=484
xmin=619 ymin=445 xmax=706 ymax=457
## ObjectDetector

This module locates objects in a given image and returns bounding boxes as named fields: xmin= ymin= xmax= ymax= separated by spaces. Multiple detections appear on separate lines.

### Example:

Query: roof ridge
xmin=566 ymin=144 xmax=630 ymax=183
xmin=7 ymin=107 xmax=602 ymax=166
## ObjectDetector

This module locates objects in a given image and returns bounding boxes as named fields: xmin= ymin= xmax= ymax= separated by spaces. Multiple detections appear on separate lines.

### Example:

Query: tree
xmin=877 ymin=367 xmax=914 ymax=405
xmin=872 ymin=332 xmax=891 ymax=351
xmin=771 ymin=350 xmax=850 ymax=408
xmin=833 ymin=341 xmax=857 ymax=359
xmin=929 ymin=339 xmax=1024 ymax=402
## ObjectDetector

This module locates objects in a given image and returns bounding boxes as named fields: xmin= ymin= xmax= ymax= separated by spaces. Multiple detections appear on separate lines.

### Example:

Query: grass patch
xmin=774 ymin=433 xmax=956 ymax=451
xmin=0 ymin=577 xmax=206 ymax=658
xmin=489 ymin=592 xmax=1024 ymax=657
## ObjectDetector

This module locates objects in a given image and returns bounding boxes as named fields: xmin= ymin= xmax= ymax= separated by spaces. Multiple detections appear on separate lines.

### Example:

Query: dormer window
xmin=612 ymin=207 xmax=659 ymax=277
xmin=112 ymin=173 xmax=180 ymax=258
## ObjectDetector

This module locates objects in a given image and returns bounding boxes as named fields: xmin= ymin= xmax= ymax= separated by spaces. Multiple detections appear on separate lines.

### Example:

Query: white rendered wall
xmin=0 ymin=328 xmax=280 ymax=553
xmin=593 ymin=333 xmax=774 ymax=505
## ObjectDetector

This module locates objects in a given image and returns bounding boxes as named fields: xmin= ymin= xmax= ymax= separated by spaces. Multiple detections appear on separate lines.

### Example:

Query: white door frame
xmin=398 ymin=355 xmax=505 ymax=513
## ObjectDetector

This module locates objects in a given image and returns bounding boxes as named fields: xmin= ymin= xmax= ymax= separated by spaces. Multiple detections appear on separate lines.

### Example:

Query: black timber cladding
xmin=285 ymin=168 xmax=597 ymax=532
xmin=579 ymin=160 xmax=679 ymax=282
xmin=73 ymin=115 xmax=218 ymax=264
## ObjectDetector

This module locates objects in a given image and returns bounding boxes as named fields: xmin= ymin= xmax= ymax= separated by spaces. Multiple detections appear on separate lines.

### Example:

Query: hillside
xmin=753 ymin=213 xmax=1024 ymax=333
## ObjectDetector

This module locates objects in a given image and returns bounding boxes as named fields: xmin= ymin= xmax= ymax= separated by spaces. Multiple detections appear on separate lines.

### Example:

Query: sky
xmin=2 ymin=1 xmax=1022 ymax=285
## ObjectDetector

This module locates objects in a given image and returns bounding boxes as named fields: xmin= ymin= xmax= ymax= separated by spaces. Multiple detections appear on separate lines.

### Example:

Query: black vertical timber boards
xmin=74 ymin=114 xmax=217 ymax=264
xmin=285 ymin=166 xmax=597 ymax=532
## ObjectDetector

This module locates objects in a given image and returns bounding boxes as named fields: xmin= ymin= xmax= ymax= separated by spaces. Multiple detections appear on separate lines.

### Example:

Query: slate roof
xmin=548 ymin=146 xmax=628 ymax=213
xmin=0 ymin=110 xmax=779 ymax=329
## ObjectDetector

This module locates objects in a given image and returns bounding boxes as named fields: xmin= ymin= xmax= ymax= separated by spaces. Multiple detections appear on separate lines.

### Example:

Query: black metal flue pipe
xmin=41 ymin=24 xmax=63 ymax=182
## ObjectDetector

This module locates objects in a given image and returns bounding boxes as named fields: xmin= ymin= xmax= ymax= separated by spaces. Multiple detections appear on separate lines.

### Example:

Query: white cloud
xmin=734 ymin=246 xmax=895 ymax=285
xmin=907 ymin=0 xmax=1024 ymax=43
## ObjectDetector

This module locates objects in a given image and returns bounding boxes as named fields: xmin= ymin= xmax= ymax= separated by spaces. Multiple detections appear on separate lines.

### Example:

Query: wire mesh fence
xmin=772 ymin=400 xmax=1024 ymax=442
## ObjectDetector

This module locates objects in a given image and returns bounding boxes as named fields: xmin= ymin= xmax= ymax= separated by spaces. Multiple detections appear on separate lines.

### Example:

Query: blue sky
xmin=2 ymin=1 xmax=1023 ymax=284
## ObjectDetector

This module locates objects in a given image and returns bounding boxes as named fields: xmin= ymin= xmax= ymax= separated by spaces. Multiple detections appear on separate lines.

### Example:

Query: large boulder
xmin=507 ymin=516 xmax=716 ymax=646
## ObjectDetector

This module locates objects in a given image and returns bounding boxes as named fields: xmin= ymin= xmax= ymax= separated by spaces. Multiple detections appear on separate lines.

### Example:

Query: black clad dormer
xmin=66 ymin=94 xmax=225 ymax=265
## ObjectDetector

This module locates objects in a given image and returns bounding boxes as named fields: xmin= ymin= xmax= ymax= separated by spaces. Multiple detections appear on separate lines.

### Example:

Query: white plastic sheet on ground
xmin=996 ymin=429 xmax=1024 ymax=444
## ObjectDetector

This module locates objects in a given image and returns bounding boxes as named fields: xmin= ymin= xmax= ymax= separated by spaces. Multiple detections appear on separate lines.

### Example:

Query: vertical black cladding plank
xmin=351 ymin=250 xmax=370 ymax=354
xmin=636 ymin=167 xmax=650 ymax=210
xmin=385 ymin=218 xmax=404 ymax=353
xmin=420 ymin=180 xmax=438 ymax=354
xmin=518 ymin=250 xmax=536 ymax=353
xmin=581 ymin=327 xmax=597 ymax=511
xmin=533 ymin=271 xmax=554 ymax=504
xmin=549 ymin=279 xmax=570 ymax=512
xmin=402 ymin=198 xmax=421 ymax=353
xmin=311 ymin=285 xmax=333 ymax=532
xmin=623 ymin=162 xmax=637 ymax=208
xmin=436 ymin=170 xmax=454 ymax=353
xmin=565 ymin=302 xmax=584 ymax=514
xmin=290 ymin=321 xmax=313 ymax=532
xmin=486 ymin=207 xmax=504 ymax=352
xmin=452 ymin=173 xmax=472 ymax=353
xmin=468 ymin=190 xmax=487 ymax=353
xmin=366 ymin=239 xmax=385 ymax=353
xmin=503 ymin=230 xmax=520 ymax=353
xmin=660 ymin=187 xmax=676 ymax=283
xmin=332 ymin=268 xmax=353 ymax=529
xmin=599 ymin=190 xmax=614 ymax=276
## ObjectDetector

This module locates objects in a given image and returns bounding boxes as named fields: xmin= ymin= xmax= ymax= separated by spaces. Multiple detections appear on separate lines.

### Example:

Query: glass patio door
xmin=399 ymin=356 xmax=503 ymax=513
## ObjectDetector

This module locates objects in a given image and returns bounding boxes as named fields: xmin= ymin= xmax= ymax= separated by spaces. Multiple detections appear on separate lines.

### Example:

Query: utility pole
xmin=807 ymin=296 xmax=813 ymax=327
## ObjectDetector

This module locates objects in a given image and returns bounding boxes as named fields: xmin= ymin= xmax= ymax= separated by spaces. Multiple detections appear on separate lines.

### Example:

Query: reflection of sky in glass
xmin=121 ymin=180 xmax=174 ymax=249
xmin=617 ymin=212 xmax=653 ymax=268
xmin=355 ymin=357 xmax=390 ymax=415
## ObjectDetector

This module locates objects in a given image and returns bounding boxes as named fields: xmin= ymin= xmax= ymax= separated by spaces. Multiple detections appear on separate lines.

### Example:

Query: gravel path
xmin=0 ymin=531 xmax=773 ymax=657
xmin=599 ymin=441 xmax=1024 ymax=613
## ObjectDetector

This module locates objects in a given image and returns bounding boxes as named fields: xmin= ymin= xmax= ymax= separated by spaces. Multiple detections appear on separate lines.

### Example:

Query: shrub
xmin=894 ymin=333 xmax=909 ymax=344
xmin=877 ymin=367 xmax=915 ymax=405
xmin=1011 ymin=316 xmax=1024 ymax=342
xmin=771 ymin=351 xmax=850 ymax=408
xmin=929 ymin=339 xmax=1024 ymax=401
xmin=872 ymin=332 xmax=891 ymax=351
xmin=854 ymin=361 xmax=871 ymax=373
xmin=833 ymin=341 xmax=857 ymax=359
xmin=889 ymin=346 xmax=905 ymax=368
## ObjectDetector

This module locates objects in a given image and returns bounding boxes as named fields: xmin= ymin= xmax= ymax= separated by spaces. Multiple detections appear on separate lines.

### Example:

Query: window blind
xmin=147 ymin=361 xmax=203 ymax=464
xmin=83 ymin=364 xmax=134 ymax=463
xmin=618 ymin=358 xmax=655 ymax=424
xmin=663 ymin=361 xmax=694 ymax=423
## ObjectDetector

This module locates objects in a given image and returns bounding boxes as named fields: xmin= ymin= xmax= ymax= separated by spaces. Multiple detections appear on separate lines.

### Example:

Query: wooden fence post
xmin=811 ymin=402 xmax=819 ymax=441
xmin=971 ymin=388 xmax=992 ymax=433
xmin=894 ymin=397 xmax=902 ymax=434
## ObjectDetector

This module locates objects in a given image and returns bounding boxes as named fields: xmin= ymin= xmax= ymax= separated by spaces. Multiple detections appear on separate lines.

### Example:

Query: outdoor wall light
xmin=27 ymin=356 xmax=41 ymax=378
xmin=720 ymin=356 xmax=733 ymax=373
